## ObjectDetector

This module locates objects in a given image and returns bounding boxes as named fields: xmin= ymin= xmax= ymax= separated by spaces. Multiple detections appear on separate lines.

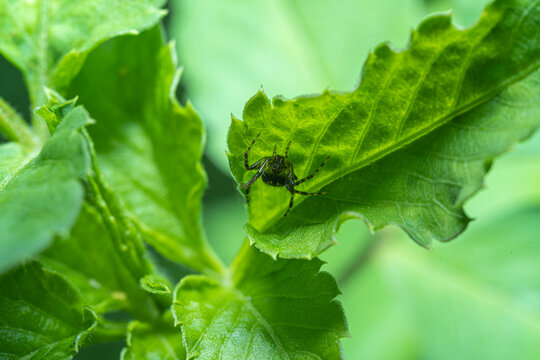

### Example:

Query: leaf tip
xmin=373 ymin=42 xmax=399 ymax=60
xmin=417 ymin=10 xmax=454 ymax=35
xmin=169 ymin=65 xmax=183 ymax=100
xmin=243 ymin=88 xmax=272 ymax=121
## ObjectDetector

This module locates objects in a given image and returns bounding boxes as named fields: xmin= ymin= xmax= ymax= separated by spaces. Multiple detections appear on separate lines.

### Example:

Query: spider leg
xmin=284 ymin=141 xmax=292 ymax=158
xmin=245 ymin=186 xmax=251 ymax=205
xmin=240 ymin=159 xmax=268 ymax=189
xmin=294 ymin=189 xmax=328 ymax=196
xmin=294 ymin=155 xmax=330 ymax=185
xmin=244 ymin=132 xmax=261 ymax=169
xmin=245 ymin=157 xmax=266 ymax=171
xmin=284 ymin=190 xmax=295 ymax=217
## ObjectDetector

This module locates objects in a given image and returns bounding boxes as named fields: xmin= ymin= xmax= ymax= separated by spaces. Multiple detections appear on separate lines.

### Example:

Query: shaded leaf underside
xmin=228 ymin=0 xmax=540 ymax=258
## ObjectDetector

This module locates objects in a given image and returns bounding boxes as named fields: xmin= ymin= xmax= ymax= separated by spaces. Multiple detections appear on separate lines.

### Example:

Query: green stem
xmin=337 ymin=233 xmax=381 ymax=286
xmin=0 ymin=98 xmax=39 ymax=148
xmin=89 ymin=319 xmax=130 ymax=345
xmin=83 ymin=130 xmax=226 ymax=281
xmin=28 ymin=0 xmax=51 ymax=139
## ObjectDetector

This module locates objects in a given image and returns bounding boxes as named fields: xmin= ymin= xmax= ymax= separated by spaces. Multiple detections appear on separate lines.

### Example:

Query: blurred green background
xmin=2 ymin=0 xmax=539 ymax=359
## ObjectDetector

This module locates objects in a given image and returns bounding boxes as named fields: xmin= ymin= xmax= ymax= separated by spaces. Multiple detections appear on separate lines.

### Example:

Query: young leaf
xmin=172 ymin=244 xmax=348 ymax=359
xmin=0 ymin=0 xmax=166 ymax=113
xmin=0 ymin=102 xmax=91 ymax=273
xmin=67 ymin=27 xmax=224 ymax=276
xmin=121 ymin=321 xmax=185 ymax=360
xmin=227 ymin=0 xmax=540 ymax=258
xmin=0 ymin=261 xmax=97 ymax=359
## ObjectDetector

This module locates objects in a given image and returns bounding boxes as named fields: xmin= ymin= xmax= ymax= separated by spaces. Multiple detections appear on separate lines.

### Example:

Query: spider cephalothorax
xmin=240 ymin=133 xmax=329 ymax=217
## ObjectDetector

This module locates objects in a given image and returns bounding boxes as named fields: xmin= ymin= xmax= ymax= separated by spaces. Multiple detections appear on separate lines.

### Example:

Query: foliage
xmin=0 ymin=261 xmax=96 ymax=359
xmin=0 ymin=0 xmax=538 ymax=359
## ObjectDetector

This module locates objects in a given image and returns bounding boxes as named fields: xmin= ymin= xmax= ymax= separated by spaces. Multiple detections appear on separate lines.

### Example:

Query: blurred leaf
xmin=340 ymin=207 xmax=540 ymax=359
xmin=67 ymin=27 xmax=224 ymax=276
xmin=0 ymin=261 xmax=97 ymax=359
xmin=121 ymin=321 xmax=185 ymax=360
xmin=0 ymin=0 xmax=166 ymax=112
xmin=171 ymin=0 xmax=429 ymax=169
xmin=0 ymin=141 xmax=33 ymax=183
xmin=172 ymin=245 xmax=348 ymax=359
xmin=0 ymin=103 xmax=90 ymax=273
xmin=425 ymin=0 xmax=491 ymax=26
xmin=203 ymin=196 xmax=247 ymax=265
xmin=228 ymin=0 xmax=540 ymax=258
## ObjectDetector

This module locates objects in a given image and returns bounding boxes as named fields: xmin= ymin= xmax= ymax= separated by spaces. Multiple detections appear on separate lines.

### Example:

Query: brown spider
xmin=240 ymin=133 xmax=329 ymax=217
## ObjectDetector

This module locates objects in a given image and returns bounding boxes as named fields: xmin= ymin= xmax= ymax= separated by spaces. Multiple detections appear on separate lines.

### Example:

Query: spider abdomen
xmin=242 ymin=134 xmax=328 ymax=217
xmin=262 ymin=171 xmax=287 ymax=187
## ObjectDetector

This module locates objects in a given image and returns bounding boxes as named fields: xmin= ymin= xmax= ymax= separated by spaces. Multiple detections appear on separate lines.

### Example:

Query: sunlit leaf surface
xmin=228 ymin=0 xmax=540 ymax=258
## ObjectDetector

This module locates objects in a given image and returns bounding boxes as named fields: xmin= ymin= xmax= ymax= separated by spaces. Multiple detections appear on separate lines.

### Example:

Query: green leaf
xmin=0 ymin=261 xmax=97 ymax=359
xmin=67 ymin=27 xmax=224 ymax=276
xmin=227 ymin=0 xmax=540 ymax=258
xmin=339 ymin=207 xmax=540 ymax=359
xmin=0 ymin=0 xmax=166 ymax=112
xmin=172 ymin=244 xmax=348 ymax=359
xmin=40 ymin=204 xmax=161 ymax=321
xmin=121 ymin=321 xmax=185 ymax=360
xmin=331 ymin=132 xmax=540 ymax=359
xmin=0 ymin=102 xmax=91 ymax=273
xmin=140 ymin=274 xmax=171 ymax=296
xmin=36 ymin=100 xmax=164 ymax=320
xmin=0 ymin=142 xmax=33 ymax=184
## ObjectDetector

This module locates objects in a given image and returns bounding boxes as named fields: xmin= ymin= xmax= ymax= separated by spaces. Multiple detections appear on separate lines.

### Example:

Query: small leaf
xmin=0 ymin=261 xmax=97 ymax=359
xmin=0 ymin=103 xmax=91 ymax=273
xmin=140 ymin=274 xmax=171 ymax=295
xmin=67 ymin=27 xmax=224 ymax=276
xmin=121 ymin=321 xmax=185 ymax=360
xmin=227 ymin=0 xmax=540 ymax=258
xmin=172 ymin=245 xmax=348 ymax=359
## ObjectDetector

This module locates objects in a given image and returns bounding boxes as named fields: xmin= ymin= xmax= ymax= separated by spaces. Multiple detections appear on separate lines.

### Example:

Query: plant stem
xmin=337 ymin=233 xmax=382 ymax=286
xmin=89 ymin=319 xmax=130 ymax=345
xmin=0 ymin=98 xmax=39 ymax=148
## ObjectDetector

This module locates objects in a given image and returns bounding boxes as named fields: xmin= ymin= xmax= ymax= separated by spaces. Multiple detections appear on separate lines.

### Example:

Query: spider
xmin=240 ymin=133 xmax=329 ymax=217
